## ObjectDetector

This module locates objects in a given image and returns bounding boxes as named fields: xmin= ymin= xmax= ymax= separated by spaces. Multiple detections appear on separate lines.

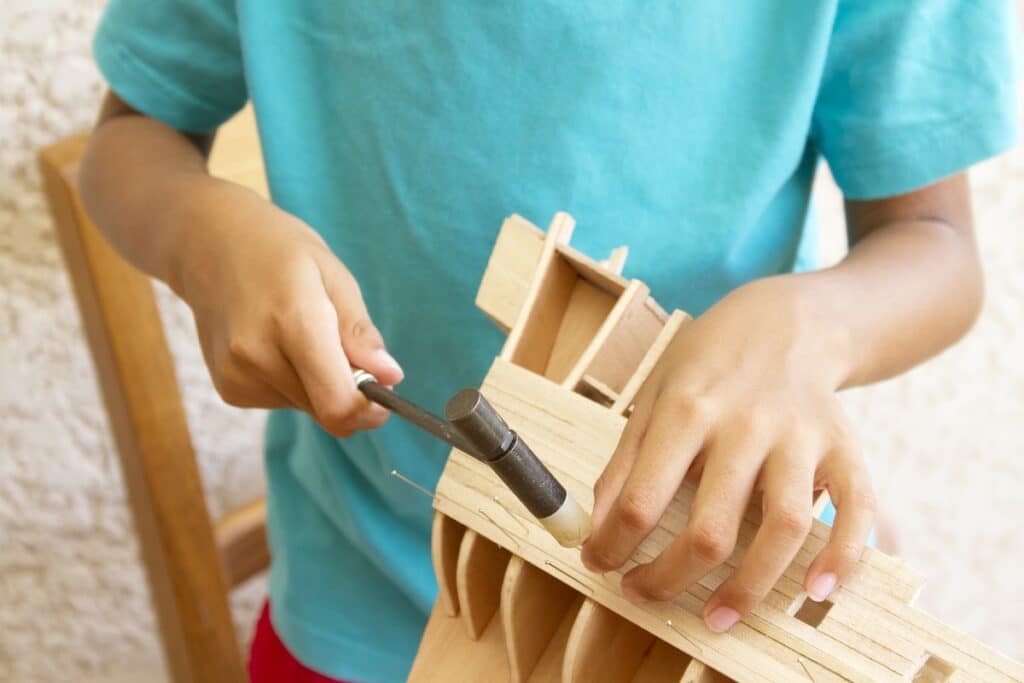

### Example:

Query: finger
xmin=317 ymin=255 xmax=404 ymax=385
xmin=703 ymin=449 xmax=815 ymax=631
xmin=620 ymin=434 xmax=761 ymax=604
xmin=276 ymin=278 xmax=370 ymax=436
xmin=805 ymin=449 xmax=876 ymax=602
xmin=226 ymin=335 xmax=315 ymax=413
xmin=582 ymin=395 xmax=708 ymax=573
xmin=590 ymin=397 xmax=654 ymax=533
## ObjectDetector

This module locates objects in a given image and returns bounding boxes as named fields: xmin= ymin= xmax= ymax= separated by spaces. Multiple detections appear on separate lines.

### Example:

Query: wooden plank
xmin=40 ymin=138 xmax=245 ymax=683
xmin=476 ymin=215 xmax=547 ymax=332
xmin=457 ymin=529 xmax=513 ymax=640
xmin=432 ymin=511 xmax=466 ymax=617
xmin=611 ymin=310 xmax=688 ymax=415
xmin=563 ymin=281 xmax=649 ymax=390
xmin=501 ymin=556 xmax=579 ymax=682
xmin=680 ymin=661 xmax=733 ymax=683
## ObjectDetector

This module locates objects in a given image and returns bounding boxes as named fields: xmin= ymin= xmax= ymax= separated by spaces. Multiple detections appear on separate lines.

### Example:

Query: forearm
xmin=776 ymin=195 xmax=982 ymax=389
xmin=79 ymin=93 xmax=245 ymax=294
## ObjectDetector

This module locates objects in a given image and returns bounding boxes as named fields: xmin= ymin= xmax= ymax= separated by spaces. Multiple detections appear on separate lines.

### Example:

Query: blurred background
xmin=1 ymin=2 xmax=1021 ymax=681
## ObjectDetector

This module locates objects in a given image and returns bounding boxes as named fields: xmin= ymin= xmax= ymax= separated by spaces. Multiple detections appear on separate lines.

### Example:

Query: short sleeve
xmin=93 ymin=0 xmax=248 ymax=133
xmin=812 ymin=0 xmax=1019 ymax=199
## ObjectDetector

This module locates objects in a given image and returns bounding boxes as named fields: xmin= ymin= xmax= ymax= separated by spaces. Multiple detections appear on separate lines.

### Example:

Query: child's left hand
xmin=580 ymin=275 xmax=876 ymax=633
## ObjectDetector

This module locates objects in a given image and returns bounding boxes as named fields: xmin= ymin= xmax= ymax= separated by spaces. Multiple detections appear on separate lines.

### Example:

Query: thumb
xmin=318 ymin=255 xmax=405 ymax=385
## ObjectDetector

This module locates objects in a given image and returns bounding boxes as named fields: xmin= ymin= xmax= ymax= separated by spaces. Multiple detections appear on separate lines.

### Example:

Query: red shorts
xmin=248 ymin=601 xmax=353 ymax=683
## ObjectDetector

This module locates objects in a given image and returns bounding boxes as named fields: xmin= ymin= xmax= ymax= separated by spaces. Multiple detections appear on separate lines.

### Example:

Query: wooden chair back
xmin=37 ymin=108 xmax=270 ymax=683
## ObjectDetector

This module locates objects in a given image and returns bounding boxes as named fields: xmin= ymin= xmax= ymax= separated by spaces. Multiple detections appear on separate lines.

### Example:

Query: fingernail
xmin=374 ymin=349 xmax=403 ymax=378
xmin=808 ymin=572 xmax=837 ymax=602
xmin=706 ymin=606 xmax=740 ymax=633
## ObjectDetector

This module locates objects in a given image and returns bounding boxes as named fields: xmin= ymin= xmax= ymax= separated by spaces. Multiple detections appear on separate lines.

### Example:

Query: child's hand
xmin=173 ymin=184 xmax=404 ymax=437
xmin=580 ymin=276 xmax=875 ymax=633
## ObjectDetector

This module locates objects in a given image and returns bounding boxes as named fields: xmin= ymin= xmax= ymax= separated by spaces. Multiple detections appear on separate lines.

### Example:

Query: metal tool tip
xmin=444 ymin=388 xmax=483 ymax=422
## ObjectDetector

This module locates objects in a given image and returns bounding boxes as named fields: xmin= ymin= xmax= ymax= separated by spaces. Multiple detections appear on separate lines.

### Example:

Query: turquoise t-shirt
xmin=94 ymin=2 xmax=1017 ymax=681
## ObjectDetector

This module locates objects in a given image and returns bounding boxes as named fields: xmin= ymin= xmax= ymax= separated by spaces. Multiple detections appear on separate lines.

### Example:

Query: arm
xmin=581 ymin=174 xmax=979 ymax=632
xmin=80 ymin=92 xmax=404 ymax=434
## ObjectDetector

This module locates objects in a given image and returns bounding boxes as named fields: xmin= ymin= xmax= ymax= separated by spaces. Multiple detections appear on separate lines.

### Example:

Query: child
xmin=81 ymin=2 xmax=1017 ymax=681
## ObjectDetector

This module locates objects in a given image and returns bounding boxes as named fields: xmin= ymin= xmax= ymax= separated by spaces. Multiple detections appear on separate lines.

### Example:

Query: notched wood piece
xmin=502 ymin=556 xmax=580 ymax=682
xmin=432 ymin=511 xmax=467 ymax=617
xmin=456 ymin=529 xmax=513 ymax=640
xmin=563 ymin=599 xmax=656 ymax=683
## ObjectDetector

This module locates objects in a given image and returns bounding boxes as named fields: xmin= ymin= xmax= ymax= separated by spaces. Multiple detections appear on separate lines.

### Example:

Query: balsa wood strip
xmin=611 ymin=310 xmax=688 ymax=414
xmin=501 ymin=213 xmax=577 ymax=373
xmin=501 ymin=556 xmax=579 ymax=682
xmin=456 ymin=529 xmax=512 ymax=640
xmin=563 ymin=280 xmax=649 ymax=390
xmin=432 ymin=511 xmax=466 ymax=617
xmin=603 ymin=246 xmax=629 ymax=275
xmin=546 ymin=279 xmax=617 ymax=384
xmin=476 ymin=214 xmax=547 ymax=332
xmin=581 ymin=287 xmax=667 ymax=394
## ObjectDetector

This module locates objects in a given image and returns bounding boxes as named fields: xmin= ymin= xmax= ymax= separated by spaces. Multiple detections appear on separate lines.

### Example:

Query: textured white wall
xmin=1 ymin=2 xmax=1021 ymax=681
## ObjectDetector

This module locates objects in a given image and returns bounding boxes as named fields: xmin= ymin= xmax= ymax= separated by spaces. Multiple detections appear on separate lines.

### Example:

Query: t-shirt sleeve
xmin=811 ymin=0 xmax=1019 ymax=199
xmin=93 ymin=0 xmax=247 ymax=133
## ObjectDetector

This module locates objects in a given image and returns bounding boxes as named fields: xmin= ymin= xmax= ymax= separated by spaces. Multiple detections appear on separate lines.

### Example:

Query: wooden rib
xmin=581 ymin=287 xmax=665 ymax=393
xmin=212 ymin=497 xmax=269 ymax=588
xmin=435 ymin=358 xmax=1023 ymax=682
xmin=501 ymin=213 xmax=577 ymax=372
xmin=456 ymin=529 xmax=512 ymax=640
xmin=630 ymin=640 xmax=693 ymax=683
xmin=680 ymin=661 xmax=733 ymax=683
xmin=603 ymin=246 xmax=629 ymax=275
xmin=432 ymin=511 xmax=466 ymax=617
xmin=563 ymin=599 xmax=655 ymax=683
xmin=501 ymin=556 xmax=579 ymax=682
xmin=562 ymin=280 xmax=649 ymax=390
xmin=475 ymin=214 xmax=547 ymax=332
xmin=611 ymin=310 xmax=688 ymax=414
xmin=545 ymin=279 xmax=617 ymax=384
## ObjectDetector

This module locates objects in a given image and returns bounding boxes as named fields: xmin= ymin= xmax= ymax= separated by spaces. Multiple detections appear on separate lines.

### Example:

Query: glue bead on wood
xmin=445 ymin=388 xmax=592 ymax=548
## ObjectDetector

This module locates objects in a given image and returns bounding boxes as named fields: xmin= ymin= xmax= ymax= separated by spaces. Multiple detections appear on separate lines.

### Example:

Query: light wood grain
xmin=563 ymin=599 xmax=655 ymax=683
xmin=432 ymin=511 xmax=466 ymax=617
xmin=476 ymin=215 xmax=547 ymax=332
xmin=457 ymin=529 xmax=513 ymax=640
xmin=502 ymin=556 xmax=579 ymax=682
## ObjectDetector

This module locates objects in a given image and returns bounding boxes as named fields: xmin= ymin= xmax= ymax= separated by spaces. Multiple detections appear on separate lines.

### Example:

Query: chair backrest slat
xmin=39 ymin=136 xmax=246 ymax=683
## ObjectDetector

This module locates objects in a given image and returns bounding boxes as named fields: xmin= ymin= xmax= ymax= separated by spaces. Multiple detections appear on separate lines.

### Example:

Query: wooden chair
xmin=38 ymin=108 xmax=270 ymax=683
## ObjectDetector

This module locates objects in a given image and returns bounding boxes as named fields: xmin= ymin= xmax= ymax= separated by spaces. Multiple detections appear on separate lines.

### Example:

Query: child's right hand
xmin=171 ymin=182 xmax=404 ymax=437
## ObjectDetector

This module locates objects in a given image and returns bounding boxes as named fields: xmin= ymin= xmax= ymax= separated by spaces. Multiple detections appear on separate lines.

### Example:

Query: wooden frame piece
xmin=501 ymin=556 xmax=580 ymax=682
xmin=456 ymin=529 xmax=513 ymax=639
xmin=39 ymin=109 xmax=271 ymax=683
xmin=563 ymin=599 xmax=656 ymax=683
